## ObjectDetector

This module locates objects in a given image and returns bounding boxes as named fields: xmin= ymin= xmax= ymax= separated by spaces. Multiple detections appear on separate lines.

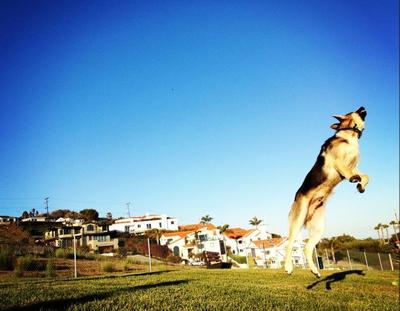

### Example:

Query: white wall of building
xmin=110 ymin=214 xmax=178 ymax=233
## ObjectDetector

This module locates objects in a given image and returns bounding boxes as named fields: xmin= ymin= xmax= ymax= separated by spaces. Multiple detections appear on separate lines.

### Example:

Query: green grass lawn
xmin=0 ymin=268 xmax=398 ymax=310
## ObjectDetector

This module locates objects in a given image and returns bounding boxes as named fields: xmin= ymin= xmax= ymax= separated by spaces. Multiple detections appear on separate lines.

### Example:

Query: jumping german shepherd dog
xmin=284 ymin=107 xmax=368 ymax=277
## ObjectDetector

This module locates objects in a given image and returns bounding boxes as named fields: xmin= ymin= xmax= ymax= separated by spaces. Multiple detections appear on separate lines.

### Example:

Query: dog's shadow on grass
xmin=306 ymin=270 xmax=366 ymax=290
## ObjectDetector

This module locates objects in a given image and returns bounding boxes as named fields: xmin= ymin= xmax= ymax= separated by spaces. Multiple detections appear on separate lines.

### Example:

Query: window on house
xmin=63 ymin=228 xmax=71 ymax=235
xmin=159 ymin=222 xmax=162 ymax=228
xmin=171 ymin=221 xmax=175 ymax=225
xmin=146 ymin=224 xmax=151 ymax=229
xmin=94 ymin=235 xmax=108 ymax=242
xmin=238 ymin=240 xmax=243 ymax=244
xmin=87 ymin=225 xmax=94 ymax=232
xmin=199 ymin=234 xmax=207 ymax=242
xmin=173 ymin=246 xmax=179 ymax=256
xmin=137 ymin=224 xmax=141 ymax=228
xmin=125 ymin=226 xmax=129 ymax=233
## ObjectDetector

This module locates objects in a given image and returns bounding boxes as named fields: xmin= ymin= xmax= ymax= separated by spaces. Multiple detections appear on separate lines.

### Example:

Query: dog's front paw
xmin=357 ymin=183 xmax=365 ymax=193
xmin=350 ymin=175 xmax=361 ymax=183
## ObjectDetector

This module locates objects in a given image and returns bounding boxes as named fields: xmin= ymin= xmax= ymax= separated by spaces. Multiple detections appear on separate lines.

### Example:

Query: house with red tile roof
xmin=249 ymin=237 xmax=306 ymax=269
xmin=160 ymin=224 xmax=225 ymax=261
xmin=223 ymin=225 xmax=272 ymax=256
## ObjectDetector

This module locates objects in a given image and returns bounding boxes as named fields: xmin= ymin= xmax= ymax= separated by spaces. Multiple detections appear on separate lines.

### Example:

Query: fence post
xmin=346 ymin=249 xmax=353 ymax=270
xmin=147 ymin=238 xmax=152 ymax=272
xmin=363 ymin=251 xmax=370 ymax=270
xmin=73 ymin=235 xmax=77 ymax=278
xmin=324 ymin=249 xmax=330 ymax=268
xmin=388 ymin=253 xmax=394 ymax=271
xmin=262 ymin=243 xmax=266 ymax=268
xmin=331 ymin=246 xmax=336 ymax=265
xmin=378 ymin=253 xmax=383 ymax=271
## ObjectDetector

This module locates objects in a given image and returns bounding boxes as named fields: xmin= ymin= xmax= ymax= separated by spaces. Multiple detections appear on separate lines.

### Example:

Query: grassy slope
xmin=0 ymin=269 xmax=398 ymax=310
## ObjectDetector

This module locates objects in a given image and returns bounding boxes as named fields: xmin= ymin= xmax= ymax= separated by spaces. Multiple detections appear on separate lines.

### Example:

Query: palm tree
xmin=382 ymin=224 xmax=390 ymax=243
xmin=374 ymin=224 xmax=383 ymax=245
xmin=389 ymin=220 xmax=399 ymax=241
xmin=249 ymin=216 xmax=262 ymax=229
xmin=200 ymin=215 xmax=213 ymax=225
xmin=217 ymin=224 xmax=229 ymax=233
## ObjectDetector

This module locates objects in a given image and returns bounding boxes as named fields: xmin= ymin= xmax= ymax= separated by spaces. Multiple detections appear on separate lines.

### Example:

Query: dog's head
xmin=330 ymin=107 xmax=367 ymax=138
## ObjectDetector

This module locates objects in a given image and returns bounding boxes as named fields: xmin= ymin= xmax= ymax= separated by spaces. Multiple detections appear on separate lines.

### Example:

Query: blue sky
xmin=0 ymin=0 xmax=398 ymax=238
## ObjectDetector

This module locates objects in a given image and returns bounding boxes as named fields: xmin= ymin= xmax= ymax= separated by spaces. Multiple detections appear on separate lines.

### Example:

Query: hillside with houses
xmin=1 ymin=208 xmax=398 ymax=274
xmin=0 ymin=210 xmax=308 ymax=270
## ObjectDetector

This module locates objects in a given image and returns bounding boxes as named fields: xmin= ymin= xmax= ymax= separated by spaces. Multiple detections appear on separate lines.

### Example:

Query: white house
xmin=160 ymin=224 xmax=226 ymax=261
xmin=55 ymin=217 xmax=84 ymax=226
xmin=249 ymin=237 xmax=306 ymax=269
xmin=21 ymin=216 xmax=47 ymax=222
xmin=223 ymin=225 xmax=272 ymax=256
xmin=0 ymin=216 xmax=17 ymax=224
xmin=110 ymin=214 xmax=178 ymax=234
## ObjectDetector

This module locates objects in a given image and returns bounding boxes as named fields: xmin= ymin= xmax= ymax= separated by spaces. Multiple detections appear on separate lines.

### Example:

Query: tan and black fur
xmin=284 ymin=107 xmax=368 ymax=277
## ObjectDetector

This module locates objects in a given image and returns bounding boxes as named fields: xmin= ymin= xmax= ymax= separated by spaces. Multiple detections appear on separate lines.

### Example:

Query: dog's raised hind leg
xmin=285 ymin=199 xmax=307 ymax=275
xmin=304 ymin=206 xmax=325 ymax=278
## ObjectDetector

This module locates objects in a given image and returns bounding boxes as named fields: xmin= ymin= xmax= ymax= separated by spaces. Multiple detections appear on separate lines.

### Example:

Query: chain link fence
xmin=315 ymin=248 xmax=399 ymax=271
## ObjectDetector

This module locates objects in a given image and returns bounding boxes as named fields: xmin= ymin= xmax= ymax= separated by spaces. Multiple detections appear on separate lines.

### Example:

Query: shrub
xmin=44 ymin=247 xmax=55 ymax=258
xmin=15 ymin=256 xmax=34 ymax=270
xmin=45 ymin=261 xmax=56 ymax=277
xmin=55 ymin=248 xmax=67 ymax=258
xmin=14 ymin=256 xmax=36 ymax=276
xmin=102 ymin=262 xmax=115 ymax=272
xmin=0 ymin=248 xmax=13 ymax=270
xmin=123 ymin=261 xmax=130 ymax=272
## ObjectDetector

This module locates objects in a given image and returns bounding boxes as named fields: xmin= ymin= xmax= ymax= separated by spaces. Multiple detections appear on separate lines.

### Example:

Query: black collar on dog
xmin=338 ymin=126 xmax=363 ymax=138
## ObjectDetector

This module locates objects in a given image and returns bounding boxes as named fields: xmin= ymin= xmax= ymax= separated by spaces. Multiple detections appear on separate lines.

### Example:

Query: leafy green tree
xmin=79 ymin=209 xmax=99 ymax=221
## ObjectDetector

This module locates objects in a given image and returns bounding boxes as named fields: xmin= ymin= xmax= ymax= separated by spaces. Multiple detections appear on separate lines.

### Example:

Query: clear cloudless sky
xmin=0 ymin=0 xmax=398 ymax=238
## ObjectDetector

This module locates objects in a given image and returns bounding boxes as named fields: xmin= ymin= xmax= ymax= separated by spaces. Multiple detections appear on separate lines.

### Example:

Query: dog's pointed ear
xmin=333 ymin=115 xmax=345 ymax=122
xmin=356 ymin=106 xmax=367 ymax=121
xmin=330 ymin=123 xmax=340 ymax=130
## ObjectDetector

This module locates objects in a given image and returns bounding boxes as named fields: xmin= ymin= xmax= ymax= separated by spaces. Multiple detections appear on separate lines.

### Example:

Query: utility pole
xmin=126 ymin=202 xmax=131 ymax=217
xmin=44 ymin=197 xmax=49 ymax=217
